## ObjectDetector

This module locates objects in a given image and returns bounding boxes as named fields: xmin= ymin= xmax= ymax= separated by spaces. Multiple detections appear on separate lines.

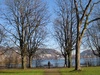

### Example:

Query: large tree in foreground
xmin=74 ymin=0 xmax=100 ymax=70
xmin=2 ymin=0 xmax=48 ymax=69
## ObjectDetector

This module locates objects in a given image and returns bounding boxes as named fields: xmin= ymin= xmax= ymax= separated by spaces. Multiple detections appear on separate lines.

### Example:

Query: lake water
xmin=5 ymin=57 xmax=100 ymax=68
xmin=32 ymin=57 xmax=100 ymax=67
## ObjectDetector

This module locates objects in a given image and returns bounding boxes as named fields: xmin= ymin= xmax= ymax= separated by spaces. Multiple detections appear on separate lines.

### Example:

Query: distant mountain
xmin=34 ymin=48 xmax=62 ymax=59
xmin=0 ymin=46 xmax=62 ymax=59
xmin=80 ymin=50 xmax=96 ymax=58
xmin=36 ymin=48 xmax=61 ymax=55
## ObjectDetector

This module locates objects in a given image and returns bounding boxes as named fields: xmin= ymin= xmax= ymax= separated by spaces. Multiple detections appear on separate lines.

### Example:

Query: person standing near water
xmin=48 ymin=61 xmax=50 ymax=69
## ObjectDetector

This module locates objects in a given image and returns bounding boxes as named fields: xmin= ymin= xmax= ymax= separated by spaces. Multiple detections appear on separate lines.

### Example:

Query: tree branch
xmin=88 ymin=18 xmax=100 ymax=24
xmin=80 ymin=0 xmax=92 ymax=22
xmin=74 ymin=0 xmax=80 ymax=21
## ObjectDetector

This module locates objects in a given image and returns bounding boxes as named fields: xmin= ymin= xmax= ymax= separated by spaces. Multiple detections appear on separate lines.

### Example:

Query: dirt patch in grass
xmin=44 ymin=68 xmax=61 ymax=75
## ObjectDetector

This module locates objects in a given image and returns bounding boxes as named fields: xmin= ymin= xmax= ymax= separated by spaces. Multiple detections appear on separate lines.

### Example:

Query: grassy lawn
xmin=0 ymin=67 xmax=100 ymax=75
xmin=0 ymin=69 xmax=44 ymax=75
xmin=60 ymin=67 xmax=100 ymax=75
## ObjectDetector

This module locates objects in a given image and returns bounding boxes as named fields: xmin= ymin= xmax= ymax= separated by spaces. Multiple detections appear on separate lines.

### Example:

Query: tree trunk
xmin=21 ymin=56 xmax=24 ymax=69
xmin=21 ymin=55 xmax=27 ymax=69
xmin=28 ymin=56 xmax=32 ymax=68
xmin=75 ymin=38 xmax=81 ymax=70
xmin=75 ymin=13 xmax=82 ymax=70
xmin=23 ymin=55 xmax=27 ymax=69
xmin=68 ymin=52 xmax=72 ymax=68
xmin=21 ymin=44 xmax=27 ymax=69
xmin=64 ymin=55 xmax=67 ymax=67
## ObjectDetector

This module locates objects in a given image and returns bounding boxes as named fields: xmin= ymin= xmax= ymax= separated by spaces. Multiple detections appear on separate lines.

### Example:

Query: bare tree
xmin=54 ymin=0 xmax=76 ymax=68
xmin=87 ymin=25 xmax=100 ymax=57
xmin=74 ymin=0 xmax=100 ymax=70
xmin=2 ymin=0 xmax=48 ymax=69
xmin=87 ymin=9 xmax=100 ymax=57
xmin=27 ymin=27 xmax=47 ymax=68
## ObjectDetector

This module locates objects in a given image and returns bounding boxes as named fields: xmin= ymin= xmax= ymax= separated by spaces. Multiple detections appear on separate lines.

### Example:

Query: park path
xmin=44 ymin=68 xmax=61 ymax=75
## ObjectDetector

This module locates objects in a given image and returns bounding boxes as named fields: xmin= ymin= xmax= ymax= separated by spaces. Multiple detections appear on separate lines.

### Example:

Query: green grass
xmin=60 ymin=67 xmax=100 ymax=75
xmin=0 ymin=69 xmax=44 ymax=75
xmin=0 ymin=67 xmax=100 ymax=75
